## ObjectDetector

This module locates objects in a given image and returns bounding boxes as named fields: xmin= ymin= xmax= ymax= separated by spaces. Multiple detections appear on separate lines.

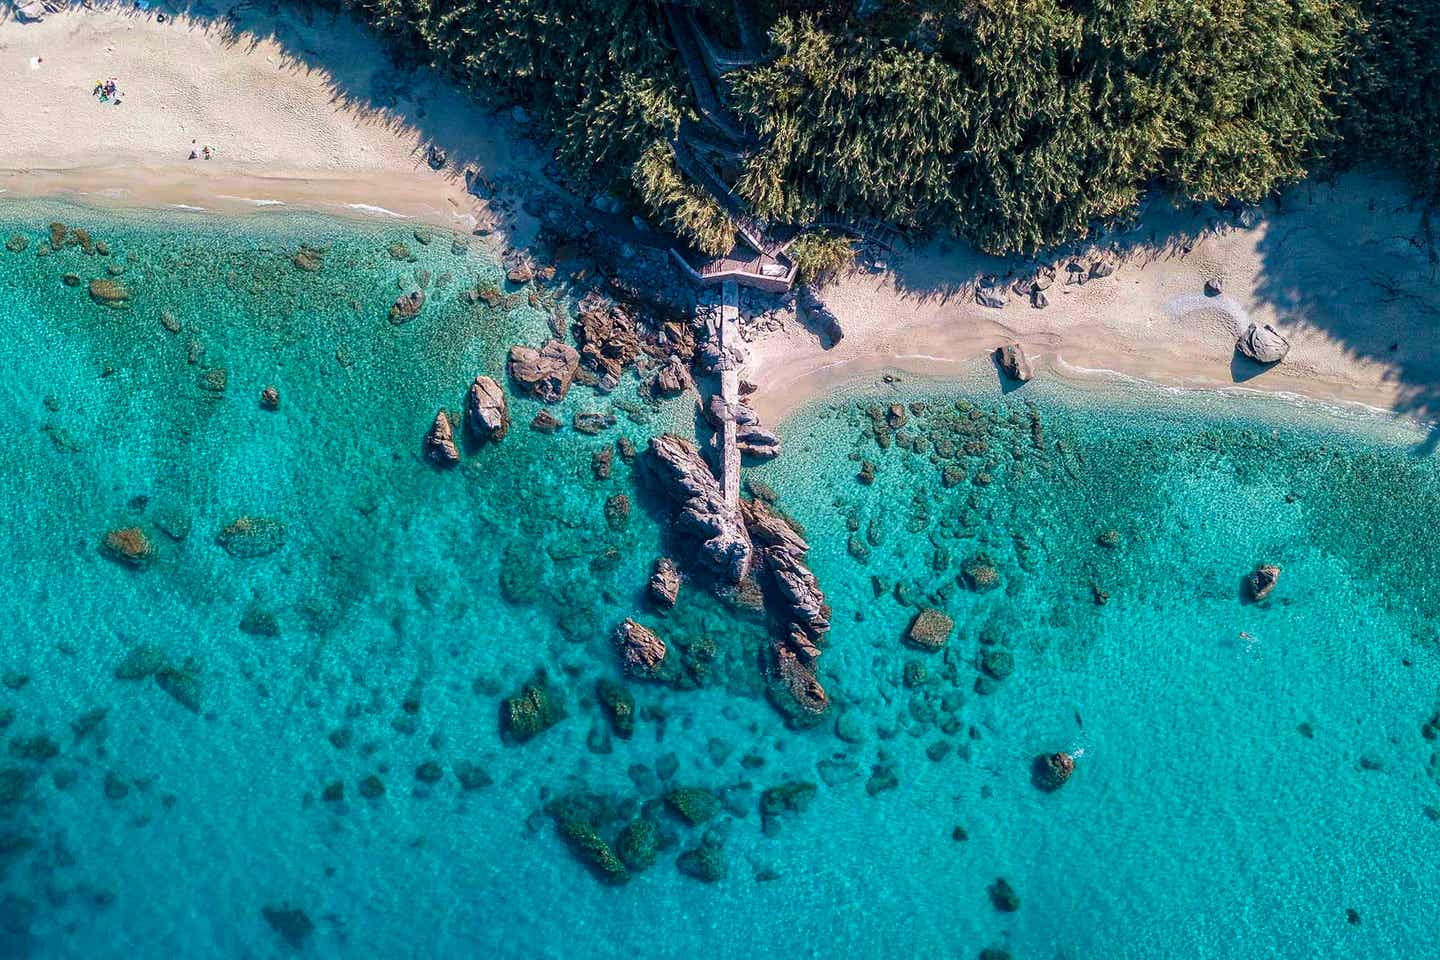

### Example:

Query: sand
xmin=2 ymin=4 xmax=1438 ymax=431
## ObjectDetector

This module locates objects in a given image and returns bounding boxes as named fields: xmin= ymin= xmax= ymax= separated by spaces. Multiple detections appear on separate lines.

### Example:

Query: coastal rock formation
xmin=1237 ymin=322 xmax=1290 ymax=364
xmin=465 ymin=375 xmax=509 ymax=442
xmin=648 ymin=557 xmax=681 ymax=608
xmin=996 ymin=343 xmax=1033 ymax=383
xmin=1248 ymin=564 xmax=1281 ymax=601
xmin=1032 ymin=751 xmax=1075 ymax=791
xmin=423 ymin=411 xmax=460 ymax=465
xmin=905 ymin=608 xmax=954 ymax=650
xmin=389 ymin=289 xmax=425 ymax=323
xmin=508 ymin=340 xmax=580 ymax=403
xmin=741 ymin=498 xmax=832 ymax=723
xmin=645 ymin=434 xmax=752 ymax=583
xmin=616 ymin=618 xmax=668 ymax=679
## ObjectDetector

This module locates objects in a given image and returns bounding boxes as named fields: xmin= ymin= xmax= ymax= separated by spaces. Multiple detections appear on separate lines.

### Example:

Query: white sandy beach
xmin=2 ymin=3 xmax=1438 ymax=428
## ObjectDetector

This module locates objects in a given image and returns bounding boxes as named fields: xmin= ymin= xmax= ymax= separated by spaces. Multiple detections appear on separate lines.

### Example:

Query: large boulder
xmin=508 ymin=340 xmax=580 ymax=403
xmin=1237 ymin=323 xmax=1290 ymax=364
xmin=905 ymin=608 xmax=954 ymax=650
xmin=616 ymin=619 xmax=668 ymax=679
xmin=648 ymin=557 xmax=681 ymax=608
xmin=1248 ymin=564 xmax=1281 ymax=601
xmin=651 ymin=355 xmax=692 ymax=398
xmin=995 ymin=343 xmax=1033 ymax=383
xmin=1032 ymin=751 xmax=1075 ymax=792
xmin=465 ymin=375 xmax=509 ymax=442
xmin=423 ymin=410 xmax=460 ymax=465
xmin=645 ymin=434 xmax=752 ymax=583
xmin=389 ymin=289 xmax=425 ymax=324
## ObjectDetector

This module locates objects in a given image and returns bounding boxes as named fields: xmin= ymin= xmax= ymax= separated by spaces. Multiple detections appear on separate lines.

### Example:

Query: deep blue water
xmin=1 ymin=203 xmax=1438 ymax=959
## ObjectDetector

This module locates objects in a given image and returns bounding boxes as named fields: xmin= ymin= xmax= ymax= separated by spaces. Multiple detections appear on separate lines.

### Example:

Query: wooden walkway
xmin=718 ymin=279 xmax=742 ymax=508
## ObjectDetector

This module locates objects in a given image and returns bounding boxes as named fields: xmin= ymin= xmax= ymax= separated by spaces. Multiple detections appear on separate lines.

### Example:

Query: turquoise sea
xmin=1 ymin=202 xmax=1437 ymax=959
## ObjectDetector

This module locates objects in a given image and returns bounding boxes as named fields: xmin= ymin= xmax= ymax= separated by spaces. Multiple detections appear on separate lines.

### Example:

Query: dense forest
xmin=345 ymin=0 xmax=1439 ymax=261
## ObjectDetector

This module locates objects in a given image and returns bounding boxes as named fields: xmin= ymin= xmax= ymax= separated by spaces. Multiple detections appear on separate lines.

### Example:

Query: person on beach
xmin=202 ymin=146 xmax=212 ymax=160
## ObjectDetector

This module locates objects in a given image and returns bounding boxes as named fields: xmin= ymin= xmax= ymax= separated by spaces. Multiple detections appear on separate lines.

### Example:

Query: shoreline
xmin=2 ymin=170 xmax=1435 ymax=442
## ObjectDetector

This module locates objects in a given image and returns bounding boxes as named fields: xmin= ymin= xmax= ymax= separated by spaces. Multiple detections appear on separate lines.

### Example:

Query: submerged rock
xmin=260 ymin=386 xmax=280 ymax=411
xmin=1032 ymin=751 xmax=1075 ymax=792
xmin=676 ymin=834 xmax=727 ymax=882
xmin=530 ymin=410 xmax=562 ymax=434
xmin=423 ymin=410 xmax=460 ymax=466
xmin=508 ymin=340 xmax=580 ymax=403
xmin=262 ymin=905 xmax=314 ymax=949
xmin=1248 ymin=563 xmax=1281 ymax=601
xmin=500 ymin=670 xmax=565 ymax=743
xmin=216 ymin=516 xmax=286 ymax=558
xmin=905 ymin=608 xmax=953 ymax=650
xmin=666 ymin=787 xmax=721 ymax=825
xmin=464 ymin=375 xmax=509 ymax=442
xmin=615 ymin=818 xmax=659 ymax=871
xmin=88 ymin=278 xmax=130 ymax=307
xmin=1237 ymin=322 xmax=1290 ymax=364
xmin=100 ymin=527 xmax=153 ymax=568
xmin=995 ymin=343 xmax=1033 ymax=383
xmin=114 ymin=645 xmax=165 ymax=680
xmin=155 ymin=664 xmax=201 ymax=713
xmin=595 ymin=679 xmax=635 ymax=740
xmin=988 ymin=877 xmax=1021 ymax=912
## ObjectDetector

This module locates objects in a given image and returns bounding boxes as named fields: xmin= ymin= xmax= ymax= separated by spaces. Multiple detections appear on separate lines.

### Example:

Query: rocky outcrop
xmin=465 ymin=375 xmax=509 ymax=442
xmin=741 ymin=498 xmax=832 ymax=723
xmin=616 ymin=618 xmax=668 ymax=679
xmin=648 ymin=557 xmax=681 ymax=608
xmin=1032 ymin=751 xmax=1075 ymax=792
xmin=424 ymin=411 xmax=460 ymax=465
xmin=996 ymin=343 xmax=1033 ymax=383
xmin=573 ymin=294 xmax=641 ymax=385
xmin=651 ymin=355 xmax=692 ymax=398
xmin=1237 ymin=322 xmax=1290 ymax=364
xmin=645 ymin=434 xmax=752 ymax=583
xmin=1248 ymin=564 xmax=1281 ymax=601
xmin=508 ymin=340 xmax=580 ymax=403
xmin=389 ymin=289 xmax=425 ymax=323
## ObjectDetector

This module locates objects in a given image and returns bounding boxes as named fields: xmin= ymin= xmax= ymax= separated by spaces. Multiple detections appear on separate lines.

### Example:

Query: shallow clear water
xmin=1 ymin=203 xmax=1437 ymax=959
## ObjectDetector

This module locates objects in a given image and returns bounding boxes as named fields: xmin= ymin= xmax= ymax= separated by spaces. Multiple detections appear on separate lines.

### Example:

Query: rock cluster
xmin=508 ymin=340 xmax=580 ymax=403
xmin=573 ymin=294 xmax=641 ymax=387
xmin=644 ymin=434 xmax=752 ymax=583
